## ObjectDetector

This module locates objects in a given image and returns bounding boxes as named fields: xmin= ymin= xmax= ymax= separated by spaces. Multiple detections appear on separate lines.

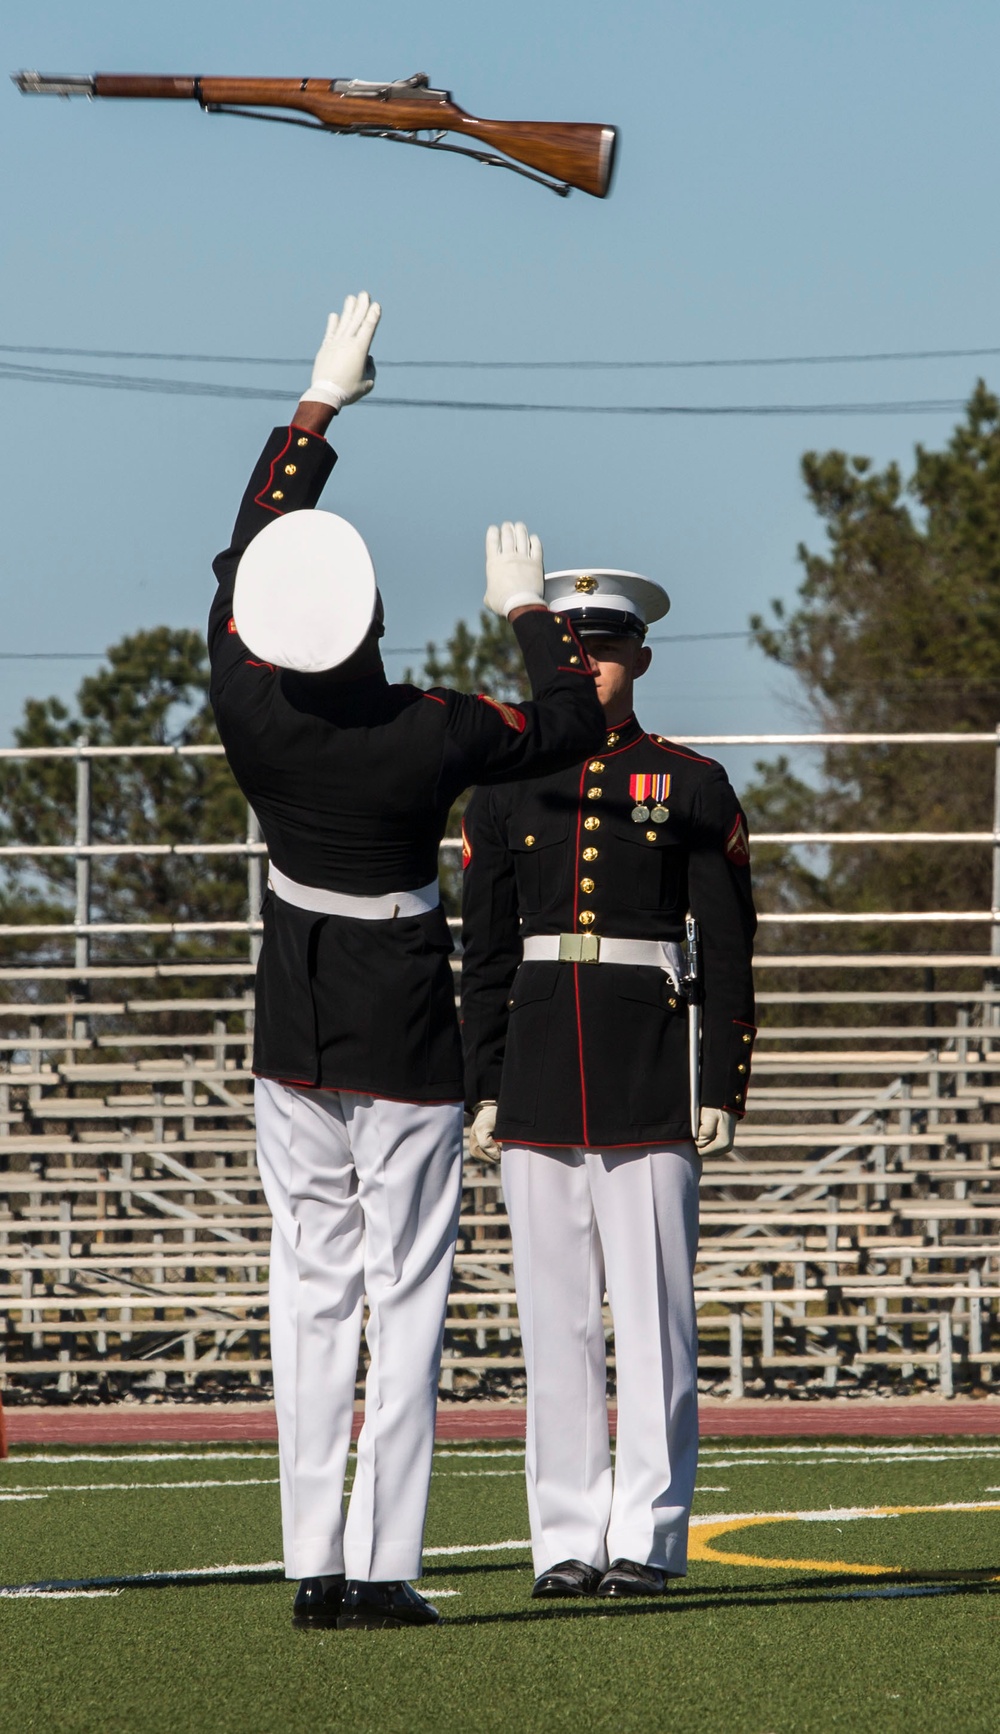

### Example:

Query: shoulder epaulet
xmin=646 ymin=733 xmax=715 ymax=766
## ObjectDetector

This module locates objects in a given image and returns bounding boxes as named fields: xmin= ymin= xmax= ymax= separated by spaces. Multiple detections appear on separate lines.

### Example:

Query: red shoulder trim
xmin=423 ymin=692 xmax=447 ymax=707
xmin=647 ymin=734 xmax=714 ymax=765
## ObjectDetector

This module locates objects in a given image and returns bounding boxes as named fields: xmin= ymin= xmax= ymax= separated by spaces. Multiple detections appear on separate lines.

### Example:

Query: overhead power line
xmin=1 ymin=341 xmax=999 ymax=371
xmin=0 ymin=631 xmax=756 ymax=662
xmin=0 ymin=358 xmax=970 ymax=417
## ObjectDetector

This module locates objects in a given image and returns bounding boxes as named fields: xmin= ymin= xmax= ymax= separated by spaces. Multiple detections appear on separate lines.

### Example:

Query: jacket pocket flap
xmin=509 ymin=820 xmax=571 ymax=852
xmin=612 ymin=965 xmax=676 ymax=1008
xmin=509 ymin=962 xmax=560 ymax=1007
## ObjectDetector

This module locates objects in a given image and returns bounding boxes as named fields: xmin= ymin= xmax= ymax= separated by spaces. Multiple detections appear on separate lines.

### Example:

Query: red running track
xmin=4 ymin=1398 xmax=1000 ymax=1450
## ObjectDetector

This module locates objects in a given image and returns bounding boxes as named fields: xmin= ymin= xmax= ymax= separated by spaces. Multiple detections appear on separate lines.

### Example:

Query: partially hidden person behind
xmin=208 ymin=293 xmax=605 ymax=1629
xmin=461 ymin=566 xmax=757 ymax=1602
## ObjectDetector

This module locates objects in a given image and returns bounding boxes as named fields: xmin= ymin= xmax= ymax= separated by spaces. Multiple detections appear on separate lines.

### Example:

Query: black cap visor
xmin=562 ymin=606 xmax=647 ymax=643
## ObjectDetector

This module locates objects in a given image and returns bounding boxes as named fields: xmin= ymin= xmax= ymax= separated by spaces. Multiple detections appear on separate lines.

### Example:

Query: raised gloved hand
xmin=301 ymin=291 xmax=382 ymax=412
xmin=469 ymin=1101 xmax=500 ymax=1161
xmin=484 ymin=521 xmax=545 ymax=617
xmin=695 ymin=1107 xmax=737 ymax=1156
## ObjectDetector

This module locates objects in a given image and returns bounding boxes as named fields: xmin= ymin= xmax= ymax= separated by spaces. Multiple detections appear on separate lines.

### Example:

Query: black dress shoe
xmin=597 ymin=1559 xmax=668 ymax=1597
xmin=531 ymin=1559 xmax=604 ymax=1599
xmin=337 ymin=1579 xmax=441 ymax=1629
xmin=292 ymin=1575 xmax=346 ymax=1628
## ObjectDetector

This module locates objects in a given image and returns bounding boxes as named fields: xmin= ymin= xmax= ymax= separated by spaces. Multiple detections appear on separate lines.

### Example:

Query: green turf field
xmin=5 ymin=1434 xmax=1000 ymax=1733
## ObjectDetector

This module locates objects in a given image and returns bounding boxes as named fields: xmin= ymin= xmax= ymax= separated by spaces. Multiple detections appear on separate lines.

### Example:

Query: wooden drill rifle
xmin=13 ymin=70 xmax=618 ymax=199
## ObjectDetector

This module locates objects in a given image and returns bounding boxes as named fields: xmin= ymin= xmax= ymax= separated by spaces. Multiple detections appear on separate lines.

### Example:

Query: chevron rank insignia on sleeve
xmin=725 ymin=814 xmax=751 ymax=866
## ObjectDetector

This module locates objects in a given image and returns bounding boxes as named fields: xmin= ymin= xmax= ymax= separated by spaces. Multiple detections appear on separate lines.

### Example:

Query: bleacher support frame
xmin=2 ymin=729 xmax=1000 ymax=1400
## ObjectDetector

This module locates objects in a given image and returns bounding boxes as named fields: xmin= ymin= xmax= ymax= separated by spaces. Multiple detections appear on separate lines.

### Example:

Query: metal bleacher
xmin=2 ymin=730 xmax=1000 ymax=1401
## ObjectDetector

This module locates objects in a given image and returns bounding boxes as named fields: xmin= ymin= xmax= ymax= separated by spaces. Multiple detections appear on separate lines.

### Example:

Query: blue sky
xmin=3 ymin=1 xmax=1000 ymax=776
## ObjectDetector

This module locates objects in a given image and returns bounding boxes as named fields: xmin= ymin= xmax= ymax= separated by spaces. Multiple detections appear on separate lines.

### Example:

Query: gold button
xmin=743 ymin=1033 xmax=752 ymax=1043
xmin=579 ymin=910 xmax=595 ymax=927
xmin=584 ymin=816 xmax=600 ymax=832
xmin=737 ymin=1063 xmax=747 ymax=1074
xmin=272 ymin=490 xmax=284 ymax=501
xmin=734 ymin=1092 xmax=742 ymax=1103
xmin=284 ymin=462 xmax=297 ymax=476
xmin=507 ymin=998 xmax=514 ymax=1008
xmin=588 ymin=760 xmax=605 ymax=773
xmin=587 ymin=786 xmax=602 ymax=800
xmin=669 ymin=997 xmax=678 ymax=1009
xmin=562 ymin=634 xmax=572 ymax=642
xmin=569 ymin=655 xmax=580 ymax=665
xmin=646 ymin=829 xmax=657 ymax=841
xmin=553 ymin=615 xmax=562 ymax=624
xmin=296 ymin=435 xmax=310 ymax=446
xmin=582 ymin=846 xmax=598 ymax=862
xmin=606 ymin=731 xmax=619 ymax=745
xmin=580 ymin=877 xmax=595 ymax=894
xmin=524 ymin=835 xmax=535 ymax=847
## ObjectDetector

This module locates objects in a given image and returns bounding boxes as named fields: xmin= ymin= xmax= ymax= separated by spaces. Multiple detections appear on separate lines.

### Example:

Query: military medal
xmin=629 ymin=773 xmax=652 ymax=822
xmin=630 ymin=772 xmax=671 ymax=824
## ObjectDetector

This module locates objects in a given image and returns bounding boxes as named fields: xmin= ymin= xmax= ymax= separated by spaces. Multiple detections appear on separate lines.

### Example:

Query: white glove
xmin=469 ymin=1101 xmax=500 ymax=1162
xmin=484 ymin=521 xmax=545 ymax=617
xmin=301 ymin=291 xmax=381 ymax=411
xmin=696 ymin=1107 xmax=737 ymax=1156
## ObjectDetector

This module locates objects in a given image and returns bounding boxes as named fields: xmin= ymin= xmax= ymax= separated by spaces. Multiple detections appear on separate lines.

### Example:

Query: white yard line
xmin=4 ymin=1451 xmax=279 ymax=1465
xmin=691 ymin=1499 xmax=1000 ymax=1526
xmin=700 ymin=1443 xmax=1000 ymax=1459
xmin=423 ymin=1540 xmax=531 ymax=1557
xmin=0 ymin=1587 xmax=122 ymax=1599
xmin=5 ymin=1447 xmax=521 ymax=1471
xmin=0 ymin=1556 xmax=477 ymax=1599
xmin=0 ymin=1478 xmax=278 ymax=1496
xmin=699 ymin=1451 xmax=1000 ymax=1469
xmin=433 ymin=1449 xmax=524 ymax=1458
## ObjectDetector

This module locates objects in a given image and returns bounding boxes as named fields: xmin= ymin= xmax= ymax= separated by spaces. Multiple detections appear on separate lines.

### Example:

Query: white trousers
xmin=501 ymin=1142 xmax=700 ymax=1577
xmin=254 ymin=1078 xmax=463 ymax=1581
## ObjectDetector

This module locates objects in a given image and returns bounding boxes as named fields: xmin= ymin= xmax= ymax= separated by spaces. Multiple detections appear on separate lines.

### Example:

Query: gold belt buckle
xmin=558 ymin=932 xmax=601 ymax=963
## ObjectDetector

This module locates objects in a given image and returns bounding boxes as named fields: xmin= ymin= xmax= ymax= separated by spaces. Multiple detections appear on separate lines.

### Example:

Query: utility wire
xmin=1 ymin=341 xmax=999 ymax=371
xmin=0 ymin=631 xmax=756 ymax=662
xmin=0 ymin=358 xmax=970 ymax=416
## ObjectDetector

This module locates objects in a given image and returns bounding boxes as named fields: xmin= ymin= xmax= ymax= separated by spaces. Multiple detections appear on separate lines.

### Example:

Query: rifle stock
xmin=14 ymin=72 xmax=618 ymax=198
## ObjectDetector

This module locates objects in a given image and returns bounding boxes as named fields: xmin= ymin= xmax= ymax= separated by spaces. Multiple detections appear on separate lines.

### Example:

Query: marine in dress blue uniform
xmin=208 ymin=295 xmax=604 ymax=1628
xmin=461 ymin=568 xmax=756 ymax=1599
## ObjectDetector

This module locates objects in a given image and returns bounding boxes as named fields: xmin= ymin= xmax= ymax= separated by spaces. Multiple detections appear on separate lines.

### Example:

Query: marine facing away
xmin=207 ymin=293 xmax=604 ymax=1629
xmin=461 ymin=566 xmax=757 ymax=1600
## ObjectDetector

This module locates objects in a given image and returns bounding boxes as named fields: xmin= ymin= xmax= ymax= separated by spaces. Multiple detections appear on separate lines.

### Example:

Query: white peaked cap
xmin=234 ymin=510 xmax=377 ymax=673
xmin=544 ymin=569 xmax=670 ymax=628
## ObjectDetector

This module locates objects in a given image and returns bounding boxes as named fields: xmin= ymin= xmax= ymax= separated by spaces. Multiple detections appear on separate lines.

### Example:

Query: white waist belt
xmin=268 ymin=863 xmax=440 ymax=921
xmin=521 ymin=933 xmax=684 ymax=989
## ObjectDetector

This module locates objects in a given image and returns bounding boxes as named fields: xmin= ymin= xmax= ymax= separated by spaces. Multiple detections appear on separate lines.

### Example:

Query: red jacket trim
xmin=253 ymin=428 xmax=295 ymax=513
xmin=256 ymin=1071 xmax=463 ymax=1106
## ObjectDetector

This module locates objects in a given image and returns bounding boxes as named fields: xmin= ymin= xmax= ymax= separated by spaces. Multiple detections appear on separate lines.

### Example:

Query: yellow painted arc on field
xmin=688 ymin=1499 xmax=1000 ymax=1576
